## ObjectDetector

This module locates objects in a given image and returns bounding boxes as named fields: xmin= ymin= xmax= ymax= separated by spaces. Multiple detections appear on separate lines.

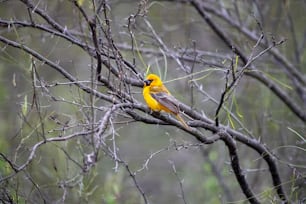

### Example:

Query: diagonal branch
xmin=190 ymin=0 xmax=306 ymax=123
xmin=219 ymin=131 xmax=260 ymax=204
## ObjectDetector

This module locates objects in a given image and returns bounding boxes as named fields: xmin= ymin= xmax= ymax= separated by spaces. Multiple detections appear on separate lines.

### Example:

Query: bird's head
xmin=143 ymin=74 xmax=162 ymax=87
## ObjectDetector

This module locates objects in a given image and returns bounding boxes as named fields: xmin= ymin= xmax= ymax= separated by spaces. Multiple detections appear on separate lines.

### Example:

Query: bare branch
xmin=220 ymin=131 xmax=260 ymax=204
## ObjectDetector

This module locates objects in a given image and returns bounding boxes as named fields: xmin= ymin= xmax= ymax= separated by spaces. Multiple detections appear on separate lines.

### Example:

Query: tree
xmin=0 ymin=0 xmax=305 ymax=203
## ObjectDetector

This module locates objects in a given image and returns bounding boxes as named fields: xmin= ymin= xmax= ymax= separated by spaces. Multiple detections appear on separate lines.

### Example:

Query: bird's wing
xmin=150 ymin=85 xmax=170 ymax=94
xmin=150 ymin=91 xmax=180 ymax=114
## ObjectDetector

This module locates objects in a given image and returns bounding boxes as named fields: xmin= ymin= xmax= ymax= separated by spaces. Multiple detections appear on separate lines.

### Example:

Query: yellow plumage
xmin=143 ymin=74 xmax=189 ymax=129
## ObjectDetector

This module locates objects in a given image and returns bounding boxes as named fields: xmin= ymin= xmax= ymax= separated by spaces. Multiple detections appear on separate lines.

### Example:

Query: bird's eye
xmin=144 ymin=79 xmax=153 ymax=86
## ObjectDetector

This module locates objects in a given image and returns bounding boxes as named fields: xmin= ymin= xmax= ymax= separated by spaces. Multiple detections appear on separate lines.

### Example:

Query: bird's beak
xmin=143 ymin=79 xmax=152 ymax=87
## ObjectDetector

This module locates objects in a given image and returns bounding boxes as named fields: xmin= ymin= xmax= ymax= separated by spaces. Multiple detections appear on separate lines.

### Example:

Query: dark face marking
xmin=144 ymin=79 xmax=153 ymax=86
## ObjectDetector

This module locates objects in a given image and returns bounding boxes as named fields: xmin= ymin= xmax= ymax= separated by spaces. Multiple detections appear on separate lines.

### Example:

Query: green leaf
xmin=234 ymin=55 xmax=239 ymax=72
xmin=233 ymin=96 xmax=243 ymax=118
xmin=77 ymin=0 xmax=85 ymax=6
xmin=261 ymin=71 xmax=293 ymax=90
xmin=22 ymin=95 xmax=28 ymax=115
xmin=287 ymin=127 xmax=306 ymax=143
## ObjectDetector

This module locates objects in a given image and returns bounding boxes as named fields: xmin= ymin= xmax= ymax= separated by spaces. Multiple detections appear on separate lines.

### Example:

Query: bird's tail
xmin=175 ymin=114 xmax=190 ymax=130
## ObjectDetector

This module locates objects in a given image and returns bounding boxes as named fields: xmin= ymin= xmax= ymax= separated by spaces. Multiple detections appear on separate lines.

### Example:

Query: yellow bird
xmin=143 ymin=74 xmax=189 ymax=129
